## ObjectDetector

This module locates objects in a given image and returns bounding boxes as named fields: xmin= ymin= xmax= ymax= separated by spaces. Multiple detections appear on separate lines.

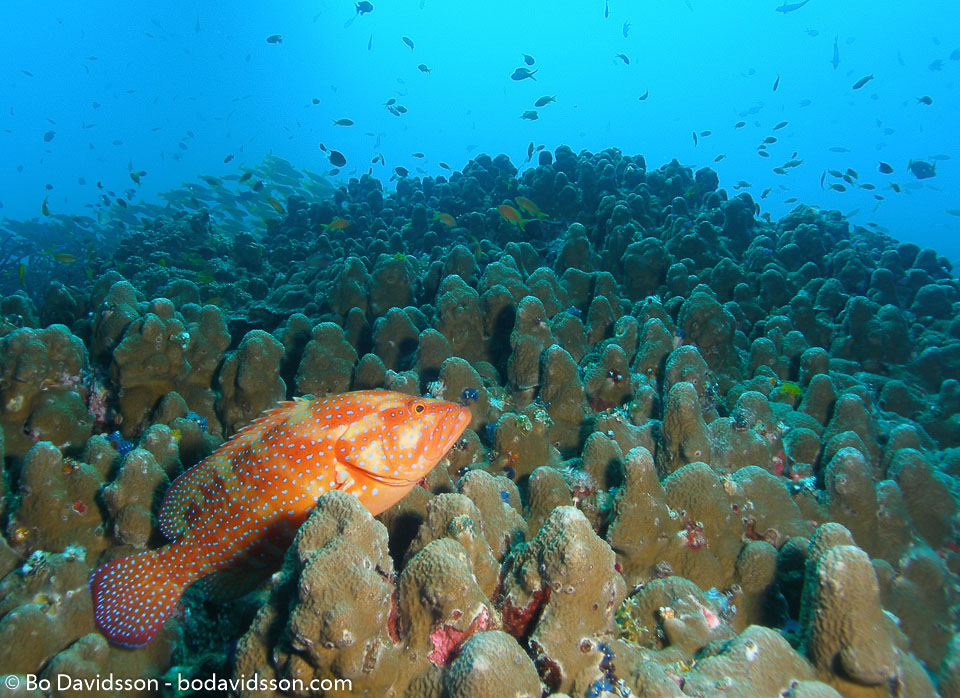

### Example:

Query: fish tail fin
xmin=90 ymin=545 xmax=197 ymax=648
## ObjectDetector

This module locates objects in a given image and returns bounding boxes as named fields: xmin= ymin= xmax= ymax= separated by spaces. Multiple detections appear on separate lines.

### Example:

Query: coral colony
xmin=1 ymin=147 xmax=958 ymax=696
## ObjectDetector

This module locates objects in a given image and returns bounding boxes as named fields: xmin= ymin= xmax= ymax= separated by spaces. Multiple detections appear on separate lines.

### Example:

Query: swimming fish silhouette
xmin=90 ymin=390 xmax=472 ymax=648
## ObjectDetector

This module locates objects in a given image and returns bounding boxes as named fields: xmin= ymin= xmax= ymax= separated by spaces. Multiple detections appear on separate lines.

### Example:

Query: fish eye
xmin=414 ymin=402 xmax=425 ymax=414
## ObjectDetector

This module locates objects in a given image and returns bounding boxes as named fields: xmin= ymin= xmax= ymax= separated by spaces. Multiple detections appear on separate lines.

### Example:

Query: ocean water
xmin=2 ymin=0 xmax=958 ymax=264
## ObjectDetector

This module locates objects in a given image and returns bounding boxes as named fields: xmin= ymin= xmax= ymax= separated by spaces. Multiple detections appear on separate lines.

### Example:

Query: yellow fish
xmin=515 ymin=196 xmax=548 ymax=220
xmin=497 ymin=204 xmax=527 ymax=229
xmin=265 ymin=196 xmax=284 ymax=214
xmin=433 ymin=212 xmax=456 ymax=227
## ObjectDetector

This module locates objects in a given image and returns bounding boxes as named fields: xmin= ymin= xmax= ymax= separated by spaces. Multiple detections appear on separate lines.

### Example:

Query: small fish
xmin=761 ymin=188 xmax=771 ymax=198
xmin=828 ymin=146 xmax=851 ymax=153
xmin=859 ymin=183 xmax=876 ymax=190
xmin=692 ymin=131 xmax=698 ymax=146
xmin=356 ymin=1 xmax=374 ymax=14
xmin=129 ymin=170 xmax=147 ymax=185
xmin=805 ymin=29 xmax=819 ymax=37
xmin=265 ymin=196 xmax=284 ymax=214
xmin=714 ymin=154 xmax=726 ymax=162
xmin=328 ymin=150 xmax=347 ymax=167
xmin=511 ymin=67 xmax=537 ymax=81
xmin=773 ymin=121 xmax=788 ymax=130
xmin=417 ymin=64 xmax=431 ymax=73
xmin=18 ymin=263 xmax=25 ymax=288
xmin=820 ymin=171 xmax=826 ymax=188
xmin=615 ymin=53 xmax=630 ymax=65
xmin=784 ymin=197 xmax=798 ymax=203
xmin=368 ymin=34 xmax=373 ymax=50
xmin=223 ymin=154 xmax=234 ymax=163
xmin=411 ymin=152 xmax=425 ymax=158
xmin=852 ymin=74 xmax=874 ymax=90
xmin=763 ymin=136 xmax=777 ymax=144
xmin=775 ymin=0 xmax=811 ymax=12
xmin=534 ymin=95 xmax=556 ymax=107
xmin=239 ymin=172 xmax=253 ymax=182
xmin=832 ymin=35 xmax=840 ymax=70
xmin=41 ymin=196 xmax=50 ymax=216
xmin=497 ymin=204 xmax=526 ymax=229
xmin=520 ymin=110 xmax=539 ymax=121
xmin=439 ymin=162 xmax=451 ymax=170
xmin=734 ymin=120 xmax=746 ymax=128
xmin=402 ymin=36 xmax=415 ymax=50
xmin=604 ymin=0 xmax=609 ymax=18
xmin=253 ymin=180 xmax=265 ymax=192
xmin=773 ymin=167 xmax=787 ymax=175
xmin=323 ymin=218 xmax=351 ymax=231
xmin=522 ymin=54 xmax=535 ymax=66
xmin=772 ymin=74 xmax=780 ymax=91
xmin=622 ymin=21 xmax=630 ymax=38
xmin=526 ymin=141 xmax=535 ymax=161
xmin=52 ymin=252 xmax=78 ymax=264
xmin=916 ymin=95 xmax=933 ymax=105
xmin=433 ymin=212 xmax=456 ymax=227
xmin=266 ymin=34 xmax=283 ymax=44
xmin=384 ymin=98 xmax=396 ymax=106
xmin=890 ymin=182 xmax=901 ymax=193
xmin=333 ymin=118 xmax=355 ymax=126
xmin=312 ymin=97 xmax=321 ymax=105
xmin=395 ymin=166 xmax=409 ymax=177
xmin=929 ymin=59 xmax=944 ymax=71
xmin=516 ymin=196 xmax=548 ymax=219
xmin=43 ymin=130 xmax=56 ymax=142
xmin=946 ymin=209 xmax=960 ymax=217
xmin=845 ymin=168 xmax=858 ymax=178
xmin=908 ymin=159 xmax=936 ymax=180
xmin=829 ymin=183 xmax=847 ymax=192
xmin=757 ymin=150 xmax=770 ymax=158
xmin=783 ymin=159 xmax=803 ymax=168
xmin=638 ymin=90 xmax=649 ymax=101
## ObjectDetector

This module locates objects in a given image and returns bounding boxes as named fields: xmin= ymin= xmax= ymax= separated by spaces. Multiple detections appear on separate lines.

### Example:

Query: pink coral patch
xmin=427 ymin=607 xmax=494 ymax=666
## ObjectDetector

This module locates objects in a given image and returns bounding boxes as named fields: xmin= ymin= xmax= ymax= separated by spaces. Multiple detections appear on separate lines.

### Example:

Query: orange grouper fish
xmin=90 ymin=389 xmax=472 ymax=648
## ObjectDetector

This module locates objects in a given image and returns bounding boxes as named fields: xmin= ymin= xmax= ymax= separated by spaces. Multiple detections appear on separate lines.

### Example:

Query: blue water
xmin=2 ymin=1 xmax=958 ymax=261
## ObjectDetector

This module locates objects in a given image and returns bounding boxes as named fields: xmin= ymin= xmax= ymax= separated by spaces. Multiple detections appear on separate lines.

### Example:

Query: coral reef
xmin=1 ymin=147 xmax=958 ymax=697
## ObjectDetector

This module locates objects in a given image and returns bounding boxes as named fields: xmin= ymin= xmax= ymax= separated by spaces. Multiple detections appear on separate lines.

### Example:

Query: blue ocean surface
xmin=1 ymin=0 xmax=958 ymax=265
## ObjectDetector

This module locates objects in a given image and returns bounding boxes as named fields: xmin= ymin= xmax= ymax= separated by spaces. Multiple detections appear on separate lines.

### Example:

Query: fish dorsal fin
xmin=158 ymin=400 xmax=306 ymax=539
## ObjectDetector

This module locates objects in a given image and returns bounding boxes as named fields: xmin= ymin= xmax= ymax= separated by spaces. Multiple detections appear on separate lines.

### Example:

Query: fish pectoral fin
xmin=158 ymin=459 xmax=217 ymax=540
xmin=333 ymin=464 xmax=356 ymax=491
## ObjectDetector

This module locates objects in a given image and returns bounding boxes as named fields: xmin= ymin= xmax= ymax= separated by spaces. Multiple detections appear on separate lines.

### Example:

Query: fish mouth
xmin=426 ymin=406 xmax=472 ymax=461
